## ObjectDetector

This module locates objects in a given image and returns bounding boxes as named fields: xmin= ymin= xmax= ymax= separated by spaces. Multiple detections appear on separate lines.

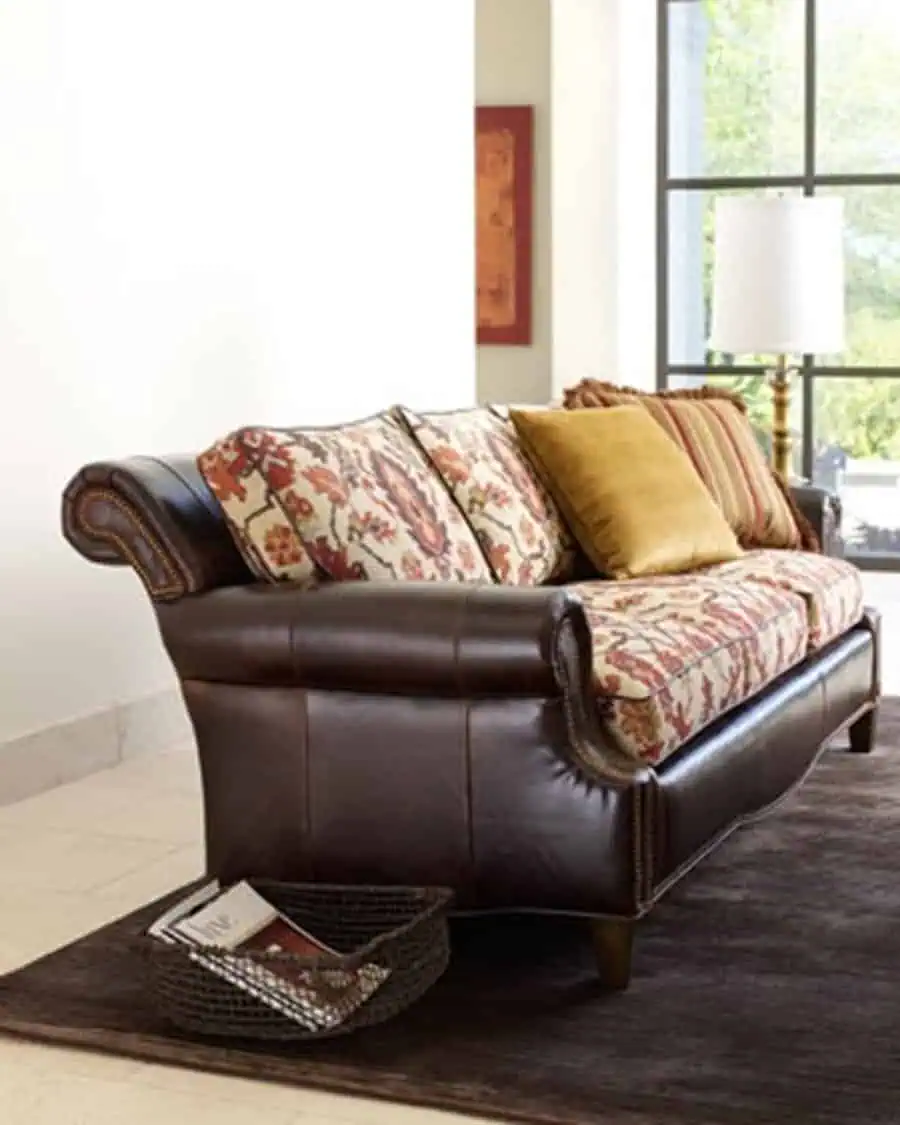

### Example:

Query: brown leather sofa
xmin=62 ymin=456 xmax=879 ymax=988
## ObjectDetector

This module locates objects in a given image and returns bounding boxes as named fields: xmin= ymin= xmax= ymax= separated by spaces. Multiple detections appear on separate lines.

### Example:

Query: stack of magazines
xmin=148 ymin=881 xmax=390 ymax=1033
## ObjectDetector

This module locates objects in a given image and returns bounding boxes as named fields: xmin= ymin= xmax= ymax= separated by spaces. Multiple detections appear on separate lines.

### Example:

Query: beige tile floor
xmin=0 ymin=747 xmax=477 ymax=1124
xmin=0 ymin=574 xmax=895 ymax=1123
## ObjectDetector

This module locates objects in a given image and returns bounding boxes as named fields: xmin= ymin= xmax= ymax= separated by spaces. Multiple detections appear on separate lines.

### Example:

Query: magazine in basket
xmin=149 ymin=881 xmax=390 ymax=1032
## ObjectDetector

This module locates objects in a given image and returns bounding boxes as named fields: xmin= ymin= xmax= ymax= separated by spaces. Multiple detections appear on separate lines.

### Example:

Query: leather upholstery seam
xmin=288 ymin=617 xmax=299 ymax=684
xmin=451 ymin=590 xmax=469 ymax=698
xmin=301 ymin=688 xmax=314 ymax=880
xmin=74 ymin=489 xmax=187 ymax=600
xmin=632 ymin=787 xmax=641 ymax=912
xmin=633 ymin=784 xmax=651 ymax=911
xmin=644 ymin=782 xmax=654 ymax=904
xmin=463 ymin=700 xmax=476 ymax=899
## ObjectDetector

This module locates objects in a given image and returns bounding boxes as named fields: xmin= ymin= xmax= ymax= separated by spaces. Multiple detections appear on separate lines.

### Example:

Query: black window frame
xmin=657 ymin=0 xmax=900 ymax=570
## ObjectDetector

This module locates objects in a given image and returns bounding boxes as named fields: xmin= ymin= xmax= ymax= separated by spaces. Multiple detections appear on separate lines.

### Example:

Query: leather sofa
xmin=61 ymin=453 xmax=879 ymax=989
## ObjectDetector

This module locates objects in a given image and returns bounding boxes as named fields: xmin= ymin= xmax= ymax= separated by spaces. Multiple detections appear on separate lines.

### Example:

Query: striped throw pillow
xmin=562 ymin=380 xmax=819 ymax=552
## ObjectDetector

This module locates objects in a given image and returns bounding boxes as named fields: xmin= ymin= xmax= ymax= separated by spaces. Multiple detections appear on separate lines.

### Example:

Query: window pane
xmin=668 ymin=190 xmax=709 ymax=365
xmin=668 ymin=0 xmax=804 ymax=178
xmin=814 ymin=377 xmax=900 ymax=557
xmin=817 ymin=187 xmax=900 ymax=367
xmin=668 ymin=189 xmax=799 ymax=366
xmin=669 ymin=373 xmax=804 ymax=477
xmin=817 ymin=0 xmax=900 ymax=174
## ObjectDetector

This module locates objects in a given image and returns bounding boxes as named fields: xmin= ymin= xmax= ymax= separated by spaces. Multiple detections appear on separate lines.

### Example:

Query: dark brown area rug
xmin=3 ymin=706 xmax=900 ymax=1125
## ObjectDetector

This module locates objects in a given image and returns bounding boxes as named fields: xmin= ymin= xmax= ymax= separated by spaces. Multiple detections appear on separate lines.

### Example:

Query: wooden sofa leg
xmin=849 ymin=706 xmax=878 ymax=754
xmin=590 ymin=919 xmax=635 ymax=990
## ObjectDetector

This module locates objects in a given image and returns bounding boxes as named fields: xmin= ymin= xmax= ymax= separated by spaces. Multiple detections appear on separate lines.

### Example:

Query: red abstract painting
xmin=476 ymin=106 xmax=533 ymax=346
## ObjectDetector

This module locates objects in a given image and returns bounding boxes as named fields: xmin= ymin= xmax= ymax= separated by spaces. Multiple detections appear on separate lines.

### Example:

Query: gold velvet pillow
xmin=562 ymin=378 xmax=816 ymax=551
xmin=509 ymin=405 xmax=743 ymax=579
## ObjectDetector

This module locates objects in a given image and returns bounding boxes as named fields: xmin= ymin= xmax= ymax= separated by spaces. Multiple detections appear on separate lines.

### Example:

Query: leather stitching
xmin=550 ymin=613 xmax=647 ymax=913
xmin=301 ymin=688 xmax=314 ymax=880
xmin=632 ymin=786 xmax=643 ymax=912
xmin=463 ymin=701 xmax=477 ymax=897
xmin=450 ymin=589 xmax=469 ymax=698
xmin=73 ymin=488 xmax=187 ymax=600
xmin=643 ymin=782 xmax=654 ymax=905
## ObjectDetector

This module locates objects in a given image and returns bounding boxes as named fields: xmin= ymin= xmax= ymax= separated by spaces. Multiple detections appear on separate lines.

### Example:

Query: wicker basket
xmin=146 ymin=881 xmax=452 ymax=1041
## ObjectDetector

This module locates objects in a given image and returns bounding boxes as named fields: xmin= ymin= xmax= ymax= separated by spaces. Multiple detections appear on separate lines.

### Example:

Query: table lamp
xmin=709 ymin=196 xmax=845 ymax=480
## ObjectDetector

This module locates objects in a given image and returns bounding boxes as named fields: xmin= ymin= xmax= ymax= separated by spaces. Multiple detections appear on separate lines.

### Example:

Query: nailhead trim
xmin=73 ymin=488 xmax=190 ymax=601
xmin=551 ymin=614 xmax=649 ymax=912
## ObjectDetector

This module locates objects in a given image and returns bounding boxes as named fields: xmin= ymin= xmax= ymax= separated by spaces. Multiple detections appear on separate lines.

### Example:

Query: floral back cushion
xmin=399 ymin=406 xmax=575 ymax=585
xmin=197 ymin=430 xmax=318 ymax=585
xmin=198 ymin=412 xmax=493 ymax=584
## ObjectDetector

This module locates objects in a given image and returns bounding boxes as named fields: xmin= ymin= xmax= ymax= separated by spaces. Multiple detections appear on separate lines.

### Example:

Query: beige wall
xmin=0 ymin=0 xmax=476 ymax=748
xmin=476 ymin=0 xmax=552 ymax=405
xmin=476 ymin=0 xmax=658 ymax=403
xmin=614 ymin=0 xmax=658 ymax=389
xmin=551 ymin=0 xmax=658 ymax=394
xmin=551 ymin=0 xmax=619 ymax=395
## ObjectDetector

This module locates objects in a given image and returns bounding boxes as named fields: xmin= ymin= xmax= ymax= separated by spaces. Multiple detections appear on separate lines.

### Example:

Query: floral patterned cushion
xmin=573 ymin=577 xmax=808 ymax=764
xmin=197 ymin=430 xmax=318 ymax=585
xmin=700 ymin=550 xmax=864 ymax=650
xmin=198 ymin=413 xmax=494 ymax=585
xmin=400 ymin=406 xmax=575 ymax=584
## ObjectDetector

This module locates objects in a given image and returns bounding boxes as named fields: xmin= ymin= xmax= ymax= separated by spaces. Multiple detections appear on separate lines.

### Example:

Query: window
xmin=659 ymin=0 xmax=900 ymax=566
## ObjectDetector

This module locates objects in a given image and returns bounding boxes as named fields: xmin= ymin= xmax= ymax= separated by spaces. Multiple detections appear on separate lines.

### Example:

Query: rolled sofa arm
xmin=157 ymin=580 xmax=642 ymax=787
xmin=62 ymin=456 xmax=250 ymax=600
xmin=790 ymin=483 xmax=843 ymax=557
xmin=158 ymin=581 xmax=587 ymax=696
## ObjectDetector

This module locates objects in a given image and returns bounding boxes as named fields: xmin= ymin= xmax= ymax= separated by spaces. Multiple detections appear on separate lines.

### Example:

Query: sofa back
xmin=62 ymin=403 xmax=585 ymax=601
xmin=63 ymin=454 xmax=254 ymax=602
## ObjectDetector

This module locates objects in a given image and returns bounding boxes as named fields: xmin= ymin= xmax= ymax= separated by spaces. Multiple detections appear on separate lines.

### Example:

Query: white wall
xmin=551 ymin=0 xmax=658 ymax=396
xmin=475 ymin=0 xmax=551 ymax=405
xmin=0 ymin=0 xmax=475 ymax=745
xmin=475 ymin=0 xmax=658 ymax=404
xmin=613 ymin=0 xmax=658 ymax=388
xmin=551 ymin=0 xmax=619 ymax=395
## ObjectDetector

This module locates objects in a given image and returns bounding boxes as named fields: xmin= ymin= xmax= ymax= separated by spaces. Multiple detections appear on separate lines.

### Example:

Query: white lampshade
xmin=709 ymin=196 xmax=845 ymax=356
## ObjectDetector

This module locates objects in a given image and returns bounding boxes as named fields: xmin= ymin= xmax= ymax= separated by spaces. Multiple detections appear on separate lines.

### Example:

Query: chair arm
xmin=158 ymin=581 xmax=587 ymax=696
xmin=790 ymin=483 xmax=843 ymax=557
xmin=62 ymin=456 xmax=250 ymax=600
xmin=157 ymin=581 xmax=643 ymax=788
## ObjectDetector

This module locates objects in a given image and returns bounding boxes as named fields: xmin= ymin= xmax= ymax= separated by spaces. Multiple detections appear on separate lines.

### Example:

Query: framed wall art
xmin=476 ymin=105 xmax=534 ymax=346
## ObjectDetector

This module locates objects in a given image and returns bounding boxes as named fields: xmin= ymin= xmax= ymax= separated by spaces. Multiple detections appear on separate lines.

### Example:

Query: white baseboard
xmin=0 ymin=688 xmax=194 ymax=808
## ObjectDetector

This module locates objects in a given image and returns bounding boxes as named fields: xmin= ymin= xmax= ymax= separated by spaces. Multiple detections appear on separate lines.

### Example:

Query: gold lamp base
xmin=769 ymin=354 xmax=793 ymax=480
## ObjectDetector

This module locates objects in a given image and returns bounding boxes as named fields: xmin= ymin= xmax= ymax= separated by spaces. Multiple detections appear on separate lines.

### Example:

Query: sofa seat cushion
xmin=571 ymin=577 xmax=808 ymax=764
xmin=398 ymin=406 xmax=575 ymax=585
xmin=198 ymin=414 xmax=494 ymax=585
xmin=700 ymin=550 xmax=864 ymax=650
